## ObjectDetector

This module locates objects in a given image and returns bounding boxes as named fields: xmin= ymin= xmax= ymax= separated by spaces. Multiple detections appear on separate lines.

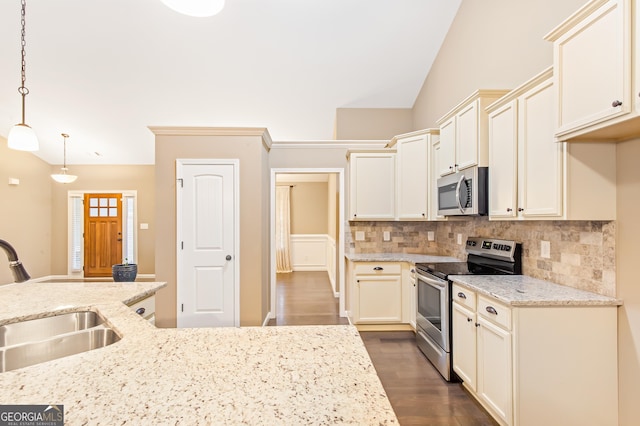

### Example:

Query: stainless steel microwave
xmin=437 ymin=167 xmax=488 ymax=216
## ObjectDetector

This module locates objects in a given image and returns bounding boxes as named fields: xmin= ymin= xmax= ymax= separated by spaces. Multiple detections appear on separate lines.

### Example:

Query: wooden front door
xmin=84 ymin=193 xmax=122 ymax=277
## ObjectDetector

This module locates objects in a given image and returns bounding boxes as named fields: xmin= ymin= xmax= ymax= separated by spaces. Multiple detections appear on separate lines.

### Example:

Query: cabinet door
xmin=452 ymin=302 xmax=477 ymax=391
xmin=553 ymin=0 xmax=630 ymax=136
xmin=396 ymin=135 xmax=428 ymax=220
xmin=477 ymin=317 xmax=513 ymax=426
xmin=488 ymin=100 xmax=518 ymax=218
xmin=519 ymin=78 xmax=563 ymax=218
xmin=439 ymin=117 xmax=456 ymax=176
xmin=349 ymin=153 xmax=395 ymax=220
xmin=430 ymin=140 xmax=447 ymax=220
xmin=354 ymin=275 xmax=402 ymax=323
xmin=455 ymin=100 xmax=479 ymax=170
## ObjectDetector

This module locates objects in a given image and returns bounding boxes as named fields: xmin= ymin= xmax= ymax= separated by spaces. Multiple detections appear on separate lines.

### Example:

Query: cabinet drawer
xmin=354 ymin=263 xmax=401 ymax=275
xmin=128 ymin=294 xmax=156 ymax=321
xmin=452 ymin=284 xmax=476 ymax=310
xmin=477 ymin=296 xmax=511 ymax=330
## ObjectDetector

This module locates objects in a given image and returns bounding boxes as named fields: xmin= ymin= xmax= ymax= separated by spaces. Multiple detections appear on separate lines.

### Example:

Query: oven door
xmin=416 ymin=271 xmax=450 ymax=352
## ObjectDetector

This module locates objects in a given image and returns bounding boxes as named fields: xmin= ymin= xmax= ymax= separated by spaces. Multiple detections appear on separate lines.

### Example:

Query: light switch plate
xmin=427 ymin=231 xmax=435 ymax=241
xmin=457 ymin=234 xmax=463 ymax=245
xmin=140 ymin=223 xmax=149 ymax=230
xmin=383 ymin=231 xmax=391 ymax=241
xmin=355 ymin=231 xmax=365 ymax=241
xmin=541 ymin=241 xmax=551 ymax=258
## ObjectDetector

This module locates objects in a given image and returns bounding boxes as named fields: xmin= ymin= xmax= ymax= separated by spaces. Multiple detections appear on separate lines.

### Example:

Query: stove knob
xmin=503 ymin=245 xmax=511 ymax=251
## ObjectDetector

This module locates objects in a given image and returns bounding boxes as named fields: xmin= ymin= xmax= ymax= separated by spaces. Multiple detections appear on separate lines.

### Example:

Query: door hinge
xmin=177 ymin=178 xmax=183 ymax=188
xmin=181 ymin=304 xmax=184 ymax=312
xmin=181 ymin=241 xmax=184 ymax=250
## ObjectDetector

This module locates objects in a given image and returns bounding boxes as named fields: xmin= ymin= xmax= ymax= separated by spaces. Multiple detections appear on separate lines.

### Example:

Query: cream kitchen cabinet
xmin=451 ymin=282 xmax=618 ymax=426
xmin=545 ymin=0 xmax=640 ymax=142
xmin=429 ymin=139 xmax=447 ymax=220
xmin=127 ymin=293 xmax=156 ymax=325
xmin=388 ymin=129 xmax=439 ymax=220
xmin=487 ymin=67 xmax=617 ymax=220
xmin=350 ymin=262 xmax=402 ymax=324
xmin=348 ymin=150 xmax=396 ymax=220
xmin=436 ymin=90 xmax=509 ymax=177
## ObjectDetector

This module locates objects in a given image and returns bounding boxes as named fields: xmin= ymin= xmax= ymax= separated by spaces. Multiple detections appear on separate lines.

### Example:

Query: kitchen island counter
xmin=0 ymin=281 xmax=398 ymax=425
xmin=450 ymin=274 xmax=622 ymax=306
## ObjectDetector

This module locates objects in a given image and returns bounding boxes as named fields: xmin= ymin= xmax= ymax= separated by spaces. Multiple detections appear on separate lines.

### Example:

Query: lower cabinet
xmin=127 ymin=294 xmax=156 ymax=325
xmin=348 ymin=261 xmax=417 ymax=329
xmin=452 ymin=283 xmax=618 ymax=426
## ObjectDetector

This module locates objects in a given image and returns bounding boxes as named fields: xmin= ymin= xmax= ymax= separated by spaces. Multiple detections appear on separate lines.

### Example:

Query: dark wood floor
xmin=267 ymin=271 xmax=497 ymax=425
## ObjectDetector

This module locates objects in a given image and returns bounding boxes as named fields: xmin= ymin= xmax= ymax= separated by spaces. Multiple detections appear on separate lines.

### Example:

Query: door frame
xmin=66 ymin=190 xmax=138 ymax=278
xmin=269 ymin=168 xmax=346 ymax=319
xmin=176 ymin=159 xmax=240 ymax=328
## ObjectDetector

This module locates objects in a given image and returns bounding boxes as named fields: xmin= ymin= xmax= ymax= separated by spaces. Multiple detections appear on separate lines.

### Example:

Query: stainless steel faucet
xmin=0 ymin=239 xmax=30 ymax=283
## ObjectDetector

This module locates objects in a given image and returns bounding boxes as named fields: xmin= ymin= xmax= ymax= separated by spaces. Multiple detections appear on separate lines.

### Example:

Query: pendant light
xmin=160 ymin=0 xmax=225 ymax=17
xmin=51 ymin=133 xmax=77 ymax=184
xmin=8 ymin=0 xmax=39 ymax=151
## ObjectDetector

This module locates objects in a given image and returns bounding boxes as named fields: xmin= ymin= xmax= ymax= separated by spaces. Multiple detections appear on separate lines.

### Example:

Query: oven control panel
xmin=466 ymin=236 xmax=518 ymax=261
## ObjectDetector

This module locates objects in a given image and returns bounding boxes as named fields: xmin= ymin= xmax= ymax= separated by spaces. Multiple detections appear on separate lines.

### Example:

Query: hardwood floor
xmin=267 ymin=270 xmax=497 ymax=425
xmin=267 ymin=271 xmax=349 ymax=326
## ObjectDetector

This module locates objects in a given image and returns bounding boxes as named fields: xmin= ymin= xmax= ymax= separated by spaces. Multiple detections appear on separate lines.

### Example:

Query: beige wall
xmin=0 ymin=137 xmax=52 ymax=285
xmin=153 ymin=129 xmax=270 ymax=328
xmin=50 ymin=165 xmax=155 ymax=275
xmin=278 ymin=182 xmax=328 ymax=235
xmin=334 ymin=108 xmax=413 ymax=139
xmin=412 ymin=0 xmax=586 ymax=129
xmin=616 ymin=138 xmax=640 ymax=425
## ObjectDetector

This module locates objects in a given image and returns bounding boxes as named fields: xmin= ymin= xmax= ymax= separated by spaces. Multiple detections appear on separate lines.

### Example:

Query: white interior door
xmin=177 ymin=160 xmax=239 ymax=328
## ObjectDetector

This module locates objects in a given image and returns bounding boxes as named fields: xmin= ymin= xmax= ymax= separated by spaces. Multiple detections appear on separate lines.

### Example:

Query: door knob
xmin=226 ymin=255 xmax=232 ymax=261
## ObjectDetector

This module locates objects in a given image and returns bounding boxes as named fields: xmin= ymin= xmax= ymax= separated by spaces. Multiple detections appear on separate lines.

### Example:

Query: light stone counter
xmin=450 ymin=275 xmax=622 ymax=307
xmin=0 ymin=281 xmax=398 ymax=425
xmin=345 ymin=252 xmax=460 ymax=264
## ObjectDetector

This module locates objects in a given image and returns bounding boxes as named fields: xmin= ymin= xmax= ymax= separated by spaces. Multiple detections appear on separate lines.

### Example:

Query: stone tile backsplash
xmin=347 ymin=218 xmax=616 ymax=297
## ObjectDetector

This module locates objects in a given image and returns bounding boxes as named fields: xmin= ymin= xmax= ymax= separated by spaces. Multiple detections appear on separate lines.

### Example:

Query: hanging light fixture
xmin=160 ymin=0 xmax=225 ymax=17
xmin=51 ymin=133 xmax=77 ymax=184
xmin=8 ymin=0 xmax=39 ymax=151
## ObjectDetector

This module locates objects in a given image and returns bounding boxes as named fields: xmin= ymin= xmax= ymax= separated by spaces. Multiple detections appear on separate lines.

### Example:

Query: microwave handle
xmin=455 ymin=174 xmax=466 ymax=213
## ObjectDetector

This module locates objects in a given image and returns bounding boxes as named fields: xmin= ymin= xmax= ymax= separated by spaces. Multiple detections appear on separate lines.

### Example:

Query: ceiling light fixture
xmin=51 ymin=133 xmax=77 ymax=184
xmin=160 ymin=0 xmax=225 ymax=17
xmin=7 ymin=0 xmax=39 ymax=152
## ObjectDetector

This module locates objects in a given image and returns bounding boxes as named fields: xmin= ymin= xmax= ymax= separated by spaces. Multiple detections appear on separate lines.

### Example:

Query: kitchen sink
xmin=0 ymin=311 xmax=105 ymax=347
xmin=0 ymin=327 xmax=121 ymax=373
xmin=0 ymin=311 xmax=121 ymax=373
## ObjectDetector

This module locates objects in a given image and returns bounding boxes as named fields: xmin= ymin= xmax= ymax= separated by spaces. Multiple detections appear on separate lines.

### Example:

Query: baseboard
xmin=262 ymin=312 xmax=272 ymax=327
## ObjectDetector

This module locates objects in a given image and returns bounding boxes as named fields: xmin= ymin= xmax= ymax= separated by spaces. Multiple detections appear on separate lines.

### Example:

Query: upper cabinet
xmin=436 ymin=90 xmax=509 ymax=177
xmin=389 ymin=129 xmax=439 ymax=221
xmin=545 ymin=0 xmax=640 ymax=142
xmin=487 ymin=67 xmax=617 ymax=221
xmin=348 ymin=150 xmax=396 ymax=220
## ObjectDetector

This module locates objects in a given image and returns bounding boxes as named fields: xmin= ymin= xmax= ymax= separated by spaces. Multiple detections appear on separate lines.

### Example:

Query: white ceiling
xmin=0 ymin=0 xmax=462 ymax=165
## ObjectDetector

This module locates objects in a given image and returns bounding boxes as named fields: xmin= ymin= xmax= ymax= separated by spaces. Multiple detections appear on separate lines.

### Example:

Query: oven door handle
xmin=455 ymin=174 xmax=466 ymax=213
xmin=416 ymin=272 xmax=447 ymax=289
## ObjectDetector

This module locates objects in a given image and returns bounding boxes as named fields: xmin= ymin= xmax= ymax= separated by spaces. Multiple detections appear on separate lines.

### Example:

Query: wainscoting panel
xmin=291 ymin=234 xmax=328 ymax=272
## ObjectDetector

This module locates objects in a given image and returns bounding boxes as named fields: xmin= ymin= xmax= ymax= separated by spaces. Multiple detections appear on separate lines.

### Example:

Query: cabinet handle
xmin=457 ymin=292 xmax=467 ymax=299
xmin=612 ymin=100 xmax=623 ymax=107
xmin=449 ymin=165 xmax=454 ymax=170
xmin=506 ymin=208 xmax=512 ymax=212
xmin=136 ymin=307 xmax=146 ymax=316
xmin=518 ymin=208 xmax=524 ymax=212
xmin=353 ymin=214 xmax=357 ymax=218
xmin=422 ymin=213 xmax=426 ymax=217
xmin=486 ymin=306 xmax=498 ymax=315
xmin=373 ymin=266 xmax=383 ymax=271
xmin=467 ymin=317 xmax=473 ymax=322
xmin=454 ymin=163 xmax=459 ymax=168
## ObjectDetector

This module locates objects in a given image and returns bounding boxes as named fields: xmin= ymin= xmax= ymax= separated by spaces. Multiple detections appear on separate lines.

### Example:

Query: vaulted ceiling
xmin=0 ymin=0 xmax=461 ymax=164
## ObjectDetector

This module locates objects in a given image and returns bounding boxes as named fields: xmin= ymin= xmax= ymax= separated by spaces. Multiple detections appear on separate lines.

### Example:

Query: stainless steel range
xmin=414 ymin=236 xmax=522 ymax=381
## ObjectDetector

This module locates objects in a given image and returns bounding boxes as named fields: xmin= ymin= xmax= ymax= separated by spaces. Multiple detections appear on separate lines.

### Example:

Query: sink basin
xmin=0 ymin=311 xmax=105 ymax=347
xmin=0 ymin=327 xmax=121 ymax=373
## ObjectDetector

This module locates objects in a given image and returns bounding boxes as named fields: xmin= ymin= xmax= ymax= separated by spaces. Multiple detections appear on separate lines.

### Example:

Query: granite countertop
xmin=345 ymin=252 xmax=460 ymax=264
xmin=0 ymin=281 xmax=398 ymax=425
xmin=450 ymin=275 xmax=622 ymax=307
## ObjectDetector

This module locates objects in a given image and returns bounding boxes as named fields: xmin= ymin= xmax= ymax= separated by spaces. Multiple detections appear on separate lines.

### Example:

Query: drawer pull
xmin=373 ymin=267 xmax=383 ymax=271
xmin=486 ymin=306 xmax=498 ymax=315
xmin=612 ymin=100 xmax=622 ymax=107
xmin=457 ymin=292 xmax=467 ymax=299
xmin=467 ymin=317 xmax=473 ymax=322
xmin=136 ymin=307 xmax=146 ymax=316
